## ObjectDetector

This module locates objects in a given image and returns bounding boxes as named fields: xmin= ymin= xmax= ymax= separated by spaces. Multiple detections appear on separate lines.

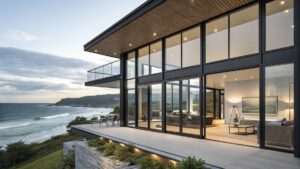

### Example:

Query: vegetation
xmin=0 ymin=134 xmax=81 ymax=169
xmin=54 ymin=94 xmax=119 ymax=108
xmin=176 ymin=156 xmax=208 ymax=169
xmin=57 ymin=150 xmax=75 ymax=169
xmin=109 ymin=105 xmax=120 ymax=115
xmin=66 ymin=116 xmax=89 ymax=131
xmin=17 ymin=149 xmax=63 ymax=169
xmin=87 ymin=139 xmax=209 ymax=169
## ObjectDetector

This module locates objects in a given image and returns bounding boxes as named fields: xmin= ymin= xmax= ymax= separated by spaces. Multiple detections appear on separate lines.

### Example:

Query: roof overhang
xmin=84 ymin=0 xmax=255 ymax=58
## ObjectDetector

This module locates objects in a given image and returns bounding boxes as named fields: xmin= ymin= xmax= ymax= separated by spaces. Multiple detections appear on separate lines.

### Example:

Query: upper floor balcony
xmin=85 ymin=60 xmax=121 ymax=88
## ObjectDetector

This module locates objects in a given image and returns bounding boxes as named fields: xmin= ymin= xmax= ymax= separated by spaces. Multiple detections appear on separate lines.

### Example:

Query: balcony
xmin=85 ymin=60 xmax=121 ymax=88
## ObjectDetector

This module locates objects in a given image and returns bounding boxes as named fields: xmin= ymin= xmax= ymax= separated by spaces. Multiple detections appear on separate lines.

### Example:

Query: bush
xmin=67 ymin=116 xmax=89 ymax=130
xmin=176 ymin=156 xmax=208 ymax=169
xmin=57 ymin=150 xmax=75 ymax=169
xmin=138 ymin=156 xmax=164 ymax=169
xmin=88 ymin=138 xmax=106 ymax=148
xmin=6 ymin=141 xmax=34 ymax=167
xmin=103 ymin=142 xmax=118 ymax=156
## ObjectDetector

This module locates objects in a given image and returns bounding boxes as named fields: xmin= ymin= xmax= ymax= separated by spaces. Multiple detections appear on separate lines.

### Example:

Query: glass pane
xmin=150 ymin=41 xmax=162 ymax=74
xmin=182 ymin=78 xmax=200 ymax=135
xmin=230 ymin=4 xmax=259 ymax=58
xmin=206 ymin=16 xmax=228 ymax=63
xmin=127 ymin=79 xmax=135 ymax=89
xmin=166 ymin=34 xmax=181 ymax=71
xmin=127 ymin=52 xmax=135 ymax=79
xmin=138 ymin=85 xmax=148 ymax=128
xmin=182 ymin=27 xmax=200 ymax=67
xmin=150 ymin=84 xmax=162 ymax=130
xmin=138 ymin=46 xmax=149 ymax=76
xmin=127 ymin=89 xmax=136 ymax=127
xmin=166 ymin=81 xmax=180 ymax=132
xmin=266 ymin=0 xmax=294 ymax=51
xmin=265 ymin=64 xmax=294 ymax=150
xmin=206 ymin=68 xmax=259 ymax=147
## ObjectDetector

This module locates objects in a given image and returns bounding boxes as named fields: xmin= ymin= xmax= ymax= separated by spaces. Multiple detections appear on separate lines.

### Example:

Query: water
xmin=0 ymin=103 xmax=112 ymax=147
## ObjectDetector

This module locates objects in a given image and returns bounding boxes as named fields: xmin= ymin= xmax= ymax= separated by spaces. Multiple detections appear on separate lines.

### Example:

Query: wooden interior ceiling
xmin=86 ymin=0 xmax=255 ymax=58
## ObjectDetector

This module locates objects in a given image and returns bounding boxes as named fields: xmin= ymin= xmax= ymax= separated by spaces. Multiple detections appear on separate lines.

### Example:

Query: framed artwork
xmin=242 ymin=96 xmax=278 ymax=115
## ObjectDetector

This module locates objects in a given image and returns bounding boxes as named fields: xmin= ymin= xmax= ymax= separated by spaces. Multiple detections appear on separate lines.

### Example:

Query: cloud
xmin=0 ymin=47 xmax=119 ymax=103
xmin=4 ymin=30 xmax=38 ymax=41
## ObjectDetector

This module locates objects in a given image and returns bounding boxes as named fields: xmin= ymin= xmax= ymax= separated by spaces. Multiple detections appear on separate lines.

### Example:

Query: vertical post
xmin=294 ymin=0 xmax=300 ymax=158
xmin=162 ymin=38 xmax=166 ymax=132
xmin=120 ymin=54 xmax=127 ymax=127
xmin=200 ymin=22 xmax=205 ymax=139
xmin=259 ymin=0 xmax=266 ymax=148
xmin=135 ymin=50 xmax=139 ymax=128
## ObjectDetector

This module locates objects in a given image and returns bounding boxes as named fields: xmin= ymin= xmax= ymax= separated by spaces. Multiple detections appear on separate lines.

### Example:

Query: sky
xmin=0 ymin=0 xmax=145 ymax=103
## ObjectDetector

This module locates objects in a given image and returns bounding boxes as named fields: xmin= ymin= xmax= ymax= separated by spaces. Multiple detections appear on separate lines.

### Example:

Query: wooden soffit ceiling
xmin=85 ymin=0 xmax=255 ymax=58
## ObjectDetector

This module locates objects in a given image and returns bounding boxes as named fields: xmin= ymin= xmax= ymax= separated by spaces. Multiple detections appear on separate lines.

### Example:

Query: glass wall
xmin=182 ymin=78 xmax=200 ymax=135
xmin=166 ymin=81 xmax=180 ymax=132
xmin=230 ymin=4 xmax=259 ymax=58
xmin=150 ymin=84 xmax=162 ymax=130
xmin=150 ymin=41 xmax=162 ymax=74
xmin=166 ymin=34 xmax=181 ymax=71
xmin=127 ymin=52 xmax=135 ymax=79
xmin=206 ymin=68 xmax=259 ymax=147
xmin=127 ymin=88 xmax=136 ymax=127
xmin=138 ymin=85 xmax=148 ymax=128
xmin=265 ymin=64 xmax=294 ymax=150
xmin=182 ymin=27 xmax=201 ymax=67
xmin=138 ymin=47 xmax=149 ymax=76
xmin=266 ymin=0 xmax=294 ymax=51
xmin=206 ymin=16 xmax=228 ymax=63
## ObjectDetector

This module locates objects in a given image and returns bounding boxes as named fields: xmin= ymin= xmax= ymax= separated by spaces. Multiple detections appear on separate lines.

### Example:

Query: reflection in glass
xmin=182 ymin=27 xmax=200 ymax=67
xmin=138 ymin=85 xmax=148 ymax=128
xmin=230 ymin=4 xmax=259 ymax=58
xmin=166 ymin=34 xmax=181 ymax=71
xmin=266 ymin=0 xmax=294 ymax=51
xmin=206 ymin=16 xmax=228 ymax=63
xmin=127 ymin=52 xmax=135 ymax=79
xmin=265 ymin=64 xmax=294 ymax=150
xmin=150 ymin=41 xmax=162 ymax=74
xmin=127 ymin=89 xmax=136 ymax=127
xmin=182 ymin=78 xmax=200 ymax=135
xmin=166 ymin=81 xmax=180 ymax=132
xmin=150 ymin=84 xmax=162 ymax=130
xmin=138 ymin=46 xmax=149 ymax=76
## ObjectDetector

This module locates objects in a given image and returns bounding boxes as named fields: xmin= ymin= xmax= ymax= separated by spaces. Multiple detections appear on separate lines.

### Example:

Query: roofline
xmin=84 ymin=0 xmax=165 ymax=51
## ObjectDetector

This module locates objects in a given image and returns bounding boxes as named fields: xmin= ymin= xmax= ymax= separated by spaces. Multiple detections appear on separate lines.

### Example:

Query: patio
xmin=72 ymin=124 xmax=300 ymax=169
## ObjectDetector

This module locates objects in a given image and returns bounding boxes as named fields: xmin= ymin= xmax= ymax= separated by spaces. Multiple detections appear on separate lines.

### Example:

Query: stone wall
xmin=74 ymin=141 xmax=138 ymax=169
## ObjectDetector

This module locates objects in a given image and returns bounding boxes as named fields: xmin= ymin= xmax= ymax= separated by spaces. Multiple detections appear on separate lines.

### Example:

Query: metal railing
xmin=87 ymin=60 xmax=120 ymax=82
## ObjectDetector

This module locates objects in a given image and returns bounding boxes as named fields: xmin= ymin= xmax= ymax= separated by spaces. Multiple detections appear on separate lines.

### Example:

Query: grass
xmin=16 ymin=149 xmax=63 ymax=169
xmin=10 ymin=134 xmax=82 ymax=169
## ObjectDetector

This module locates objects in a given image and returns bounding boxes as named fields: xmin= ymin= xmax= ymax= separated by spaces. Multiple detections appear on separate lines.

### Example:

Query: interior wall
xmin=224 ymin=77 xmax=292 ymax=124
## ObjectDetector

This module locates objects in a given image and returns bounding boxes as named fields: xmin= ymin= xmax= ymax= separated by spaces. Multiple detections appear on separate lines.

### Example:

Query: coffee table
xmin=228 ymin=125 xmax=255 ymax=135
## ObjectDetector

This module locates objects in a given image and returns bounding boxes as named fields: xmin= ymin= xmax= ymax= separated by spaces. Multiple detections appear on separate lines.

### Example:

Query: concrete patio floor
xmin=72 ymin=124 xmax=300 ymax=169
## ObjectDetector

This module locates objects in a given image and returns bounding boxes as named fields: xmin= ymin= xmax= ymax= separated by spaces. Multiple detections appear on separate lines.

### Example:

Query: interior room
xmin=206 ymin=68 xmax=260 ymax=147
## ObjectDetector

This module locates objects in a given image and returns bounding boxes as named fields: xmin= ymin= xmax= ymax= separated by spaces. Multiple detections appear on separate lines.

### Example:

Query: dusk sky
xmin=0 ymin=0 xmax=145 ymax=103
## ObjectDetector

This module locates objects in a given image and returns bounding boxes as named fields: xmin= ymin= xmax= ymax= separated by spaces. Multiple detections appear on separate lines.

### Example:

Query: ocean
xmin=0 ymin=103 xmax=112 ymax=147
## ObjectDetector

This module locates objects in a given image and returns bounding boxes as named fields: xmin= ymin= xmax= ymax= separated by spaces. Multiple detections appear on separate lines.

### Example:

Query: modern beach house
xmin=83 ymin=0 xmax=300 ymax=159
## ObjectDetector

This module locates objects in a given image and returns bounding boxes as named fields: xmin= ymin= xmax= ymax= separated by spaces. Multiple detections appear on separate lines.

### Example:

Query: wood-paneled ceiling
xmin=85 ymin=0 xmax=255 ymax=58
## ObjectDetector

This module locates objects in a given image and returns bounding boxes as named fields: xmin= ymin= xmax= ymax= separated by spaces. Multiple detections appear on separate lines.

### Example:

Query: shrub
xmin=176 ymin=156 xmax=208 ymax=169
xmin=138 ymin=156 xmax=164 ymax=169
xmin=114 ymin=145 xmax=130 ymax=161
xmin=88 ymin=138 xmax=106 ymax=148
xmin=67 ymin=116 xmax=89 ymax=131
xmin=57 ymin=150 xmax=75 ymax=169
xmin=103 ymin=142 xmax=118 ymax=156
xmin=6 ymin=141 xmax=34 ymax=167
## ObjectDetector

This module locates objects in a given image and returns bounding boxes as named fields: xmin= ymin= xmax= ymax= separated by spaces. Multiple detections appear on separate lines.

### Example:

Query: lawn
xmin=17 ymin=149 xmax=63 ymax=169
